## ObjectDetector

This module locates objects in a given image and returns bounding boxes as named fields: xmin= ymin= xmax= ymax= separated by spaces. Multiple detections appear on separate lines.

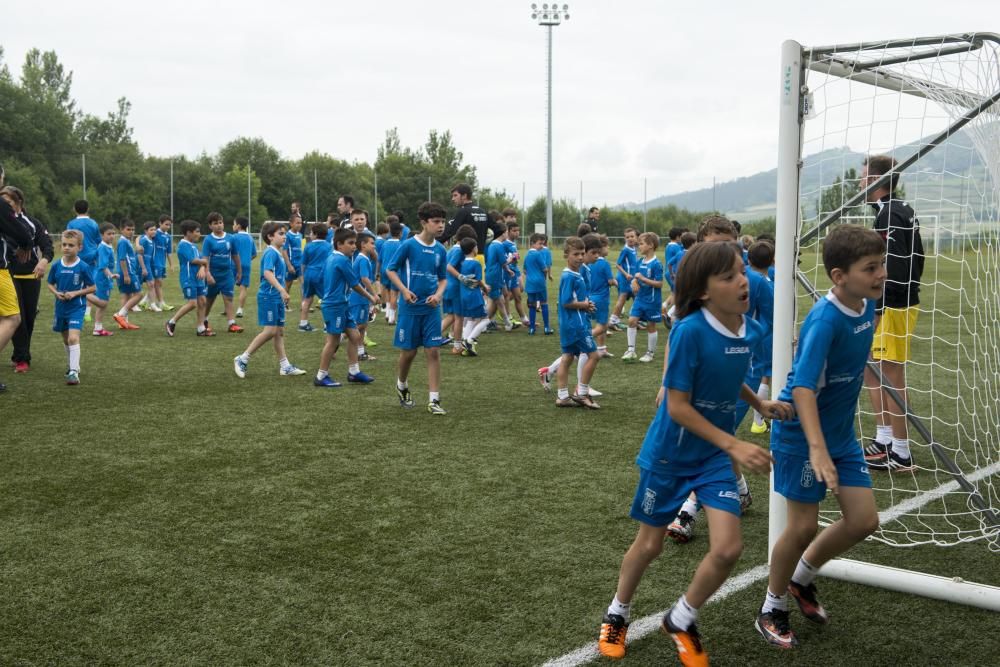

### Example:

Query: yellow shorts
xmin=0 ymin=270 xmax=20 ymax=317
xmin=872 ymin=306 xmax=918 ymax=363
xmin=476 ymin=253 xmax=486 ymax=270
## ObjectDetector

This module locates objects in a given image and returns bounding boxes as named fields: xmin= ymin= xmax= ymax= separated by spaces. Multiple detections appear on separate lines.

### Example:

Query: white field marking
xmin=541 ymin=460 xmax=1000 ymax=667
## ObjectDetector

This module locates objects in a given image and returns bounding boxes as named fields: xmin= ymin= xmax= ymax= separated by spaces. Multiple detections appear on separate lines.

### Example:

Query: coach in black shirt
xmin=438 ymin=183 xmax=505 ymax=252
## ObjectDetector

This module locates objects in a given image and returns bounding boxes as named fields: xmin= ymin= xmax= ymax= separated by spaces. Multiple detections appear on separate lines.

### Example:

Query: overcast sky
xmin=5 ymin=1 xmax=997 ymax=205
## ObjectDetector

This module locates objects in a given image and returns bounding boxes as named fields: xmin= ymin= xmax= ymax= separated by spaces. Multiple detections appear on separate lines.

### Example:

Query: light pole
xmin=531 ymin=3 xmax=569 ymax=240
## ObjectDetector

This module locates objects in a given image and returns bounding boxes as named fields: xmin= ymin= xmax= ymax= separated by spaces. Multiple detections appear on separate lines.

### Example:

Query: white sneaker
xmin=131 ymin=305 xmax=142 ymax=312
xmin=588 ymin=387 xmax=603 ymax=397
xmin=639 ymin=352 xmax=655 ymax=363
xmin=279 ymin=365 xmax=306 ymax=376
xmin=621 ymin=349 xmax=638 ymax=361
xmin=149 ymin=304 xmax=163 ymax=312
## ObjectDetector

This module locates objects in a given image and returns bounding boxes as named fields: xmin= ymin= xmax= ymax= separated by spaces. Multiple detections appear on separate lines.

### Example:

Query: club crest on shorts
xmin=801 ymin=460 xmax=815 ymax=488
xmin=642 ymin=488 xmax=656 ymax=515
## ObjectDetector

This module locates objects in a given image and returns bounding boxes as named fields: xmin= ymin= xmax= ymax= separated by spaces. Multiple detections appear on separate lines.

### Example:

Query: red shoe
xmin=93 ymin=329 xmax=114 ymax=337
xmin=124 ymin=321 xmax=140 ymax=330
xmin=227 ymin=323 xmax=244 ymax=333
xmin=113 ymin=314 xmax=129 ymax=329
xmin=13 ymin=361 xmax=29 ymax=373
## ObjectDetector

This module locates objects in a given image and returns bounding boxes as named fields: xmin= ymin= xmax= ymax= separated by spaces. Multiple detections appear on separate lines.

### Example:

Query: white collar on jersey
xmin=702 ymin=308 xmax=746 ymax=339
xmin=61 ymin=257 xmax=81 ymax=268
xmin=824 ymin=289 xmax=866 ymax=317
xmin=413 ymin=235 xmax=435 ymax=248
xmin=562 ymin=267 xmax=581 ymax=276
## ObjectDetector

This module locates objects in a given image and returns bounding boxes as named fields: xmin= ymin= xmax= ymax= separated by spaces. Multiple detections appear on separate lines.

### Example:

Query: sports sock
xmin=668 ymin=594 xmax=698 ymax=630
xmin=557 ymin=387 xmax=570 ymax=400
xmin=754 ymin=381 xmax=769 ymax=424
xmin=397 ymin=378 xmax=407 ymax=391
xmin=429 ymin=391 xmax=440 ymax=402
xmin=529 ymin=306 xmax=537 ymax=329
xmin=647 ymin=331 xmax=658 ymax=354
xmin=228 ymin=319 xmax=236 ymax=327
xmin=299 ymin=319 xmax=308 ymax=326
xmin=116 ymin=307 xmax=127 ymax=317
xmin=548 ymin=357 xmax=561 ymax=374
xmin=94 ymin=322 xmax=104 ymax=332
xmin=737 ymin=475 xmax=749 ymax=496
xmin=875 ymin=424 xmax=893 ymax=445
xmin=316 ymin=369 xmax=328 ymax=381
xmin=238 ymin=351 xmax=251 ymax=362
xmin=357 ymin=345 xmax=365 ymax=356
xmin=792 ymin=557 xmax=819 ymax=587
xmin=627 ymin=327 xmax=637 ymax=349
xmin=278 ymin=357 xmax=292 ymax=371
xmin=610 ymin=314 xmax=620 ymax=325
xmin=197 ymin=325 xmax=206 ymax=333
xmin=597 ymin=345 xmax=607 ymax=353
xmin=761 ymin=590 xmax=788 ymax=613
xmin=462 ymin=321 xmax=473 ymax=340
xmin=68 ymin=344 xmax=81 ymax=373
xmin=470 ymin=319 xmax=490 ymax=340
xmin=891 ymin=436 xmax=911 ymax=458
xmin=680 ymin=496 xmax=699 ymax=516
xmin=348 ymin=363 xmax=360 ymax=375
xmin=577 ymin=383 xmax=590 ymax=396
xmin=607 ymin=596 xmax=631 ymax=622
xmin=576 ymin=353 xmax=588 ymax=386
xmin=541 ymin=304 xmax=550 ymax=328
xmin=453 ymin=339 xmax=463 ymax=350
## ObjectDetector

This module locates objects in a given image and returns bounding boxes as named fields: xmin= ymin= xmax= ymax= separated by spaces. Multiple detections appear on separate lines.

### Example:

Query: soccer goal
xmin=772 ymin=33 xmax=1000 ymax=611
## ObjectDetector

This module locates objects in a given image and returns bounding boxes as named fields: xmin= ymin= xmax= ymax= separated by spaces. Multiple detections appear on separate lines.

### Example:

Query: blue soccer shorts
xmin=561 ymin=334 xmax=598 ymax=356
xmin=52 ymin=309 xmax=85 ymax=333
xmin=629 ymin=463 xmax=741 ymax=527
xmin=617 ymin=274 xmax=634 ymax=297
xmin=773 ymin=444 xmax=872 ymax=504
xmin=394 ymin=308 xmax=444 ymax=350
xmin=630 ymin=301 xmax=663 ymax=323
xmin=592 ymin=298 xmax=610 ymax=326
xmin=182 ymin=284 xmax=207 ymax=300
xmin=322 ymin=305 xmax=358 ymax=335
xmin=232 ymin=266 xmax=251 ymax=288
xmin=94 ymin=279 xmax=112 ymax=302
xmin=153 ymin=265 xmax=167 ymax=280
xmin=117 ymin=277 xmax=141 ymax=295
xmin=207 ymin=279 xmax=235 ymax=298
xmin=302 ymin=274 xmax=323 ymax=299
xmin=257 ymin=297 xmax=286 ymax=327
xmin=527 ymin=290 xmax=547 ymax=305
xmin=350 ymin=303 xmax=369 ymax=328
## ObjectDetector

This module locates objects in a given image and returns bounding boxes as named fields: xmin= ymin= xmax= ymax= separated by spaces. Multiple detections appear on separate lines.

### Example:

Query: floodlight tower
xmin=531 ymin=3 xmax=570 ymax=239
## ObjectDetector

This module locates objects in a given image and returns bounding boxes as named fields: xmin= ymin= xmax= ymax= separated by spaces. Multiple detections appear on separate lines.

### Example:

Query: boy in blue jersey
xmin=297 ymin=222 xmax=330 ymax=332
xmin=231 ymin=217 xmax=257 ymax=318
xmin=202 ymin=212 xmax=243 ymax=334
xmin=152 ymin=215 xmax=174 ymax=311
xmin=165 ymin=220 xmax=210 ymax=337
xmin=609 ymin=227 xmax=639 ymax=331
xmin=663 ymin=227 xmax=687 ymax=281
xmin=597 ymin=241 xmax=792 ymax=663
xmin=754 ymin=225 xmax=884 ymax=649
xmin=90 ymin=223 xmax=119 ymax=337
xmin=311 ymin=228 xmax=378 ymax=387
xmin=112 ymin=220 xmax=144 ymax=330
xmin=502 ymin=212 xmax=529 ymax=327
xmin=386 ymin=201 xmax=449 ymax=415
xmin=137 ymin=221 xmax=161 ymax=312
xmin=744 ymin=241 xmax=775 ymax=435
xmin=379 ymin=220 xmax=404 ymax=325
xmin=374 ymin=220 xmax=389 ymax=312
xmin=666 ymin=232 xmax=696 ymax=296
xmin=440 ymin=224 xmax=479 ymax=356
xmin=622 ymin=232 xmax=663 ymax=363
xmin=46 ymin=230 xmax=95 ymax=384
xmin=351 ymin=233 xmax=380 ymax=360
xmin=523 ymin=233 xmax=553 ymax=335
xmin=233 ymin=222 xmax=307 ymax=378
xmin=484 ymin=222 xmax=517 ymax=332
xmin=457 ymin=238 xmax=490 ymax=356
xmin=554 ymin=237 xmax=601 ymax=409
xmin=282 ymin=214 xmax=304 ymax=292
xmin=587 ymin=234 xmax=615 ymax=358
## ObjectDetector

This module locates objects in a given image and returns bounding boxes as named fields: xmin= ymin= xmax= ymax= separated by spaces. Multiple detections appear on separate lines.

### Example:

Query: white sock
xmin=668 ymin=594 xmax=698 ymax=630
xmin=316 ymin=369 xmax=328 ymax=381
xmin=875 ymin=425 xmax=893 ymax=445
xmin=300 ymin=320 xmax=308 ymax=326
xmin=462 ymin=321 xmax=474 ymax=340
xmin=792 ymin=557 xmax=819 ymax=587
xmin=238 ymin=351 xmax=251 ymax=362
xmin=753 ymin=382 xmax=769 ymax=424
xmin=348 ymin=363 xmax=360 ymax=375
xmin=557 ymin=387 xmax=569 ymax=400
xmin=597 ymin=345 xmax=607 ymax=353
xmin=116 ymin=308 xmax=128 ymax=317
xmin=94 ymin=322 xmax=104 ymax=332
xmin=577 ymin=383 xmax=589 ymax=396
xmin=607 ymin=595 xmax=631 ymax=621
xmin=737 ymin=475 xmax=749 ymax=496
xmin=279 ymin=357 xmax=292 ymax=370
xmin=761 ymin=590 xmax=788 ymax=613
xmin=197 ymin=325 xmax=206 ymax=333
xmin=627 ymin=327 xmax=637 ymax=349
xmin=429 ymin=391 xmax=440 ymax=402
xmin=397 ymin=378 xmax=407 ymax=391
xmin=68 ymin=344 xmax=80 ymax=373
xmin=470 ymin=319 xmax=490 ymax=340
xmin=228 ymin=319 xmax=236 ymax=326
xmin=891 ymin=437 xmax=911 ymax=459
xmin=680 ymin=496 xmax=699 ymax=516
xmin=85 ymin=305 xmax=92 ymax=316
xmin=577 ymin=353 xmax=588 ymax=386
xmin=357 ymin=345 xmax=365 ymax=356
xmin=647 ymin=331 xmax=658 ymax=354
xmin=548 ymin=357 xmax=562 ymax=374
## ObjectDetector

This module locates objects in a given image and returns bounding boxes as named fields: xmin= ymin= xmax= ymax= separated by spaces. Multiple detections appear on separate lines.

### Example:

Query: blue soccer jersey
xmin=771 ymin=292 xmax=876 ymax=458
xmin=203 ymin=233 xmax=236 ymax=280
xmin=154 ymin=229 xmax=172 ymax=269
xmin=47 ymin=257 xmax=94 ymax=313
xmin=177 ymin=239 xmax=204 ymax=288
xmin=66 ymin=217 xmax=101 ymax=265
xmin=258 ymin=246 xmax=287 ymax=299
xmin=589 ymin=257 xmax=613 ymax=303
xmin=504 ymin=240 xmax=521 ymax=277
xmin=459 ymin=258 xmax=486 ymax=315
xmin=747 ymin=270 xmax=775 ymax=377
xmin=284 ymin=230 xmax=304 ymax=271
xmin=523 ymin=248 xmax=548 ymax=295
xmin=116 ymin=237 xmax=139 ymax=281
xmin=616 ymin=244 xmax=638 ymax=279
xmin=385 ymin=236 xmax=447 ymax=313
xmin=303 ymin=239 xmax=331 ymax=279
xmin=664 ymin=241 xmax=683 ymax=270
xmin=636 ymin=309 xmax=765 ymax=476
xmin=379 ymin=238 xmax=402 ymax=280
xmin=666 ymin=248 xmax=686 ymax=289
xmin=444 ymin=245 xmax=465 ymax=304
xmin=232 ymin=231 xmax=256 ymax=270
xmin=485 ymin=240 xmax=506 ymax=287
xmin=349 ymin=253 xmax=374 ymax=307
xmin=96 ymin=242 xmax=116 ymax=282
xmin=558 ymin=268 xmax=590 ymax=345
xmin=138 ymin=235 xmax=156 ymax=277
xmin=322 ymin=250 xmax=359 ymax=307
xmin=634 ymin=256 xmax=663 ymax=307
xmin=541 ymin=246 xmax=553 ymax=269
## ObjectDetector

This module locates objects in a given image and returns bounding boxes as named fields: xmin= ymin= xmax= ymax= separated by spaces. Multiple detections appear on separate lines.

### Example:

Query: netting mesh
xmin=795 ymin=34 xmax=1000 ymax=550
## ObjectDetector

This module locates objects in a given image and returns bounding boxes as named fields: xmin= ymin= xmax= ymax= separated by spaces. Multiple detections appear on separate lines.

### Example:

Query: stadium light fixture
xmin=530 ymin=3 xmax=570 ymax=239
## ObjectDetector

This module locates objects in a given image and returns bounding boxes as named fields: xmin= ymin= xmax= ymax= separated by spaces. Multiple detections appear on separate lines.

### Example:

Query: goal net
xmin=773 ymin=33 xmax=1000 ymax=609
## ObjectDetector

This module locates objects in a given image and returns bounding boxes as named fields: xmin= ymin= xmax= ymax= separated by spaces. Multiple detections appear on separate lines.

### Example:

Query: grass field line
xmin=540 ymin=460 xmax=1000 ymax=667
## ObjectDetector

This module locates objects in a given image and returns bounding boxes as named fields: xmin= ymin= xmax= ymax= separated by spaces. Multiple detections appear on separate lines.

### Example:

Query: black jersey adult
xmin=438 ymin=183 xmax=505 ymax=253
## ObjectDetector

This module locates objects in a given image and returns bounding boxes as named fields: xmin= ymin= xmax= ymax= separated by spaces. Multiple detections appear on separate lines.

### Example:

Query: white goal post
xmin=771 ymin=34 xmax=1000 ymax=611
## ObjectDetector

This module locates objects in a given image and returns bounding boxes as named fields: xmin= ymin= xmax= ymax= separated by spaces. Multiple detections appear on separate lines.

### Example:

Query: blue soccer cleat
xmin=314 ymin=376 xmax=342 ymax=388
xmin=348 ymin=371 xmax=375 ymax=384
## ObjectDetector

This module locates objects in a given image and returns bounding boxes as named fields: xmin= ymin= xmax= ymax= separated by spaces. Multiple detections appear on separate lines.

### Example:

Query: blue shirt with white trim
xmin=385 ymin=236 xmax=447 ymax=314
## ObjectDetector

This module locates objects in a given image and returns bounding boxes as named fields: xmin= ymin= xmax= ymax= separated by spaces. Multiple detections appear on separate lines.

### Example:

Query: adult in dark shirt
xmin=337 ymin=195 xmax=355 ymax=229
xmin=586 ymin=206 xmax=601 ymax=232
xmin=0 ymin=164 xmax=34 ymax=392
xmin=438 ymin=183 xmax=505 ymax=255
xmin=3 ymin=186 xmax=53 ymax=372
xmin=859 ymin=154 xmax=925 ymax=471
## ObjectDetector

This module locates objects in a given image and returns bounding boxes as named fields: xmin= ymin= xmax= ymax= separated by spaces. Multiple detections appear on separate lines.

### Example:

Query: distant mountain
xmin=626 ymin=128 xmax=989 ymax=222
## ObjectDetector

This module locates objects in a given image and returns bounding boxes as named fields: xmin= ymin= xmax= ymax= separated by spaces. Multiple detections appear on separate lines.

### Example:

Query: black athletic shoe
xmin=863 ymin=439 xmax=890 ymax=463
xmin=165 ymin=321 xmax=176 ymax=337
xmin=397 ymin=385 xmax=414 ymax=408
xmin=868 ymin=449 xmax=916 ymax=472
xmin=788 ymin=580 xmax=829 ymax=624
xmin=755 ymin=608 xmax=798 ymax=648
